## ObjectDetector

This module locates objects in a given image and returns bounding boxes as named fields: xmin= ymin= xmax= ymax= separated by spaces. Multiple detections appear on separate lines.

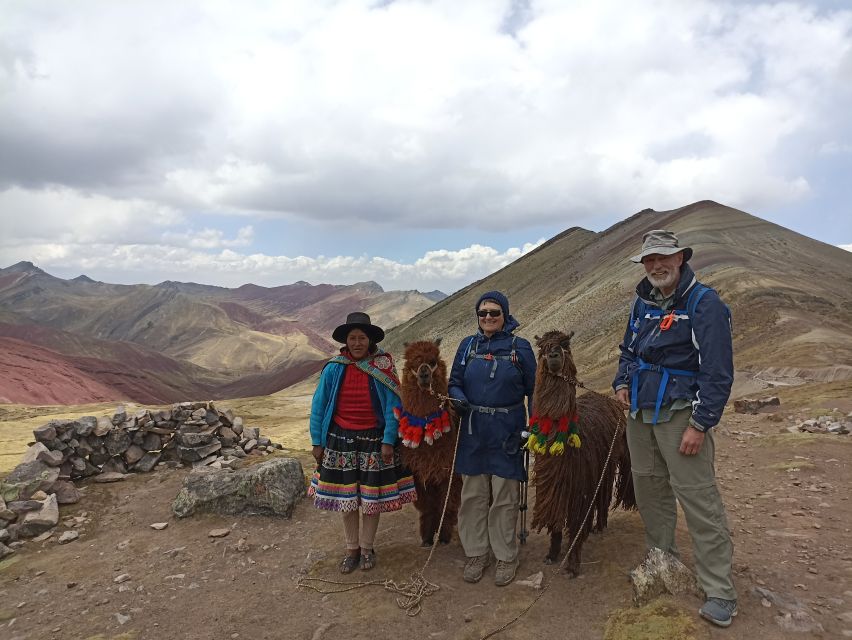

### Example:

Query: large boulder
xmin=1 ymin=460 xmax=60 ymax=502
xmin=172 ymin=458 xmax=305 ymax=519
xmin=20 ymin=442 xmax=50 ymax=464
xmin=630 ymin=548 xmax=703 ymax=606
xmin=18 ymin=494 xmax=59 ymax=538
xmin=105 ymin=429 xmax=132 ymax=456
xmin=52 ymin=480 xmax=81 ymax=505
xmin=733 ymin=396 xmax=781 ymax=414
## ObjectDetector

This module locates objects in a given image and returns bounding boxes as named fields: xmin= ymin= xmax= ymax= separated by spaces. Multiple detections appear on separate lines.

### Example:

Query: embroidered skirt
xmin=308 ymin=423 xmax=417 ymax=514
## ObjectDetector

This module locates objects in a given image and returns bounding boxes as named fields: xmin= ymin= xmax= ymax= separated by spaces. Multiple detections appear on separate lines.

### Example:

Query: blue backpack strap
xmin=629 ymin=295 xmax=644 ymax=333
xmin=685 ymin=283 xmax=710 ymax=319
xmin=459 ymin=336 xmax=477 ymax=366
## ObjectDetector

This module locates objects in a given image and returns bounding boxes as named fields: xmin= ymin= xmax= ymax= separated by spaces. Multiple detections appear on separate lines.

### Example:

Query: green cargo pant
xmin=626 ymin=407 xmax=736 ymax=600
xmin=458 ymin=474 xmax=520 ymax=563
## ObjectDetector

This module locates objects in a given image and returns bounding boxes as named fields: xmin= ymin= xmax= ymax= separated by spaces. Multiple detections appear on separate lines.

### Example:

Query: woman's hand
xmin=312 ymin=445 xmax=324 ymax=466
xmin=381 ymin=444 xmax=394 ymax=465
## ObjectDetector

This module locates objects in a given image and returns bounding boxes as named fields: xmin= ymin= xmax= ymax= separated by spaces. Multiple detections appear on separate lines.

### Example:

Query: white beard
xmin=647 ymin=269 xmax=679 ymax=292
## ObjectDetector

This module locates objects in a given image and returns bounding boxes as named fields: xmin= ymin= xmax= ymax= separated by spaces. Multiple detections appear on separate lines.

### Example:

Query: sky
xmin=1 ymin=0 xmax=850 ymax=294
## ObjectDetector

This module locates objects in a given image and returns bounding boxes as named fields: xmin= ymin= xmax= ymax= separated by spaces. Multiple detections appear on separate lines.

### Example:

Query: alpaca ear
xmin=403 ymin=342 xmax=409 ymax=348
xmin=534 ymin=335 xmax=540 ymax=342
xmin=433 ymin=337 xmax=442 ymax=347
xmin=568 ymin=330 xmax=575 ymax=340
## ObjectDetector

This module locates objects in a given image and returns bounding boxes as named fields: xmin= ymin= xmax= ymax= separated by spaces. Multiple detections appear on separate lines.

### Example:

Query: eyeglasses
xmin=477 ymin=309 xmax=502 ymax=318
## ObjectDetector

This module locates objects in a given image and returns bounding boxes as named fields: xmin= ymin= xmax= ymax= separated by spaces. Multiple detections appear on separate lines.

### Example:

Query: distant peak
xmin=352 ymin=281 xmax=384 ymax=293
xmin=72 ymin=274 xmax=96 ymax=283
xmin=5 ymin=261 xmax=46 ymax=275
xmin=293 ymin=280 xmax=312 ymax=286
xmin=423 ymin=290 xmax=448 ymax=302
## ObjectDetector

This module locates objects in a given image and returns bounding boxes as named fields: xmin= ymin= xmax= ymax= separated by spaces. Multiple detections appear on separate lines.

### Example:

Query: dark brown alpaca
xmin=398 ymin=339 xmax=463 ymax=546
xmin=529 ymin=330 xmax=636 ymax=577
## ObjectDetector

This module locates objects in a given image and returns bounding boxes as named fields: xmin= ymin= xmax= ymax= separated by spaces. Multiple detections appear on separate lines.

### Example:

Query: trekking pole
xmin=518 ymin=430 xmax=530 ymax=545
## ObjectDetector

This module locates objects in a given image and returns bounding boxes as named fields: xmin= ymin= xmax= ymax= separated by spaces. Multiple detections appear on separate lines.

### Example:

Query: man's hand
xmin=679 ymin=427 xmax=705 ymax=456
xmin=381 ymin=443 xmax=394 ymax=465
xmin=312 ymin=445 xmax=324 ymax=466
xmin=615 ymin=388 xmax=630 ymax=410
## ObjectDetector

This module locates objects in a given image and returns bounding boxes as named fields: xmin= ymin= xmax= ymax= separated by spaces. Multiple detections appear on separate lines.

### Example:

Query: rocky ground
xmin=0 ymin=382 xmax=850 ymax=640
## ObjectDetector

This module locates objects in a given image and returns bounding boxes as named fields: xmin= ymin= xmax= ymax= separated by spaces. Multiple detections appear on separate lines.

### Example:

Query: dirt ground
xmin=1 ymin=382 xmax=851 ymax=640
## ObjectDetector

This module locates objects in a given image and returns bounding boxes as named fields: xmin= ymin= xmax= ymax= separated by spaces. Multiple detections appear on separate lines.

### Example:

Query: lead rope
xmin=297 ymin=389 xmax=462 ymax=617
xmin=479 ymin=412 xmax=623 ymax=639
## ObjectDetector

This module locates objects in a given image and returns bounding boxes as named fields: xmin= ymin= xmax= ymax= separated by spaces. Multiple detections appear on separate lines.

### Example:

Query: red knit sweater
xmin=333 ymin=362 xmax=377 ymax=430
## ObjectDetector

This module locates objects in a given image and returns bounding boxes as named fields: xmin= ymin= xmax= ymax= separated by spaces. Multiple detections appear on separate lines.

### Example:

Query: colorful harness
xmin=393 ymin=407 xmax=451 ymax=448
xmin=525 ymin=412 xmax=581 ymax=456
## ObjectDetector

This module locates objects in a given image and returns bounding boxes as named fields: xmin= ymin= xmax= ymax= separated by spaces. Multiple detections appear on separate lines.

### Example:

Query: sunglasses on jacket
xmin=477 ymin=309 xmax=502 ymax=318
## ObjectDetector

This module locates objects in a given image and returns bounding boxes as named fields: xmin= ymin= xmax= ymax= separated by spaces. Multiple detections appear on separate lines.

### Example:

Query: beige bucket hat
xmin=631 ymin=229 xmax=693 ymax=263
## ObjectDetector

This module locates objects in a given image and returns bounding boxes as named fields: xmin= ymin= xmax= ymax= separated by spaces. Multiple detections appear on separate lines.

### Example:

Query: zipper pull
xmin=659 ymin=310 xmax=676 ymax=331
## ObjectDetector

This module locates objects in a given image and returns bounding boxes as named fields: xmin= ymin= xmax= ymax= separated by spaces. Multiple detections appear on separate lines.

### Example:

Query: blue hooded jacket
xmin=448 ymin=291 xmax=536 ymax=481
xmin=612 ymin=263 xmax=733 ymax=430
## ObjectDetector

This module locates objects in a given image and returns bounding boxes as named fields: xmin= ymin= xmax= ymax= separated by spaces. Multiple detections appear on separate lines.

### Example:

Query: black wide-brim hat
xmin=332 ymin=311 xmax=385 ymax=344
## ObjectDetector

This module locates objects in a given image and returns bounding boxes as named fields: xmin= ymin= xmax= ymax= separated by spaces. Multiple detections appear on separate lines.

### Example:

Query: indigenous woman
xmin=308 ymin=312 xmax=417 ymax=573
xmin=448 ymin=291 xmax=536 ymax=586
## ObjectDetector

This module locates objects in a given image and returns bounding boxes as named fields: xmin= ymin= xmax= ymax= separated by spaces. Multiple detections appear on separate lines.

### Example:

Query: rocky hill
xmin=385 ymin=201 xmax=852 ymax=392
xmin=0 ymin=266 xmax=445 ymax=404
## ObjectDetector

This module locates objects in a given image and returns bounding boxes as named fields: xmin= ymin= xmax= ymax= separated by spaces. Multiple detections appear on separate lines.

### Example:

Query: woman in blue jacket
xmin=448 ymin=291 xmax=535 ymax=586
xmin=308 ymin=312 xmax=416 ymax=574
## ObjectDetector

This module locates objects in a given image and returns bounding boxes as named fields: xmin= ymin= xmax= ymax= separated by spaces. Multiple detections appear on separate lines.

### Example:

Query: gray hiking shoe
xmin=463 ymin=553 xmax=492 ymax=583
xmin=494 ymin=557 xmax=519 ymax=586
xmin=699 ymin=598 xmax=738 ymax=627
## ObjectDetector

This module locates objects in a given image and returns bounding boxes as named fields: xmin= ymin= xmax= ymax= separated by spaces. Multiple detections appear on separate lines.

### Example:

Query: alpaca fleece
xmin=398 ymin=340 xmax=463 ymax=546
xmin=529 ymin=330 xmax=636 ymax=576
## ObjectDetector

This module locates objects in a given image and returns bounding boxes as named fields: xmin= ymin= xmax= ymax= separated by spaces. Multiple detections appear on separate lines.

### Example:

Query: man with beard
xmin=612 ymin=230 xmax=737 ymax=628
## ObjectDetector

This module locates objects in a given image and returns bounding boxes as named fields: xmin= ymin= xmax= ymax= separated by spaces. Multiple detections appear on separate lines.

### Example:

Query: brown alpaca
xmin=397 ymin=339 xmax=463 ymax=546
xmin=529 ymin=330 xmax=636 ymax=577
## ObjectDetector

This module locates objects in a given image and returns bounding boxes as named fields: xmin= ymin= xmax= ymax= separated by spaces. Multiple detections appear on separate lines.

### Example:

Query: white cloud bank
xmin=0 ymin=238 xmax=544 ymax=294
xmin=1 ymin=1 xmax=850 ymax=288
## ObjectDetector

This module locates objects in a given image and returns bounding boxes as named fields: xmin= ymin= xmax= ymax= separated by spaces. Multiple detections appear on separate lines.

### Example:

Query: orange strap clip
xmin=659 ymin=310 xmax=676 ymax=331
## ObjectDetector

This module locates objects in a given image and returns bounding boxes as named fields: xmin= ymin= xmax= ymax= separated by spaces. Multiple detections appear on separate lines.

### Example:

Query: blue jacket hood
xmin=475 ymin=290 xmax=520 ymax=334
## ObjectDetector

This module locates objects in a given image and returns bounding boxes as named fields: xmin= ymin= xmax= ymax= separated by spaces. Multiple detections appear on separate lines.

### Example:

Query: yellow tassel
xmin=548 ymin=440 xmax=565 ymax=456
xmin=568 ymin=433 xmax=581 ymax=448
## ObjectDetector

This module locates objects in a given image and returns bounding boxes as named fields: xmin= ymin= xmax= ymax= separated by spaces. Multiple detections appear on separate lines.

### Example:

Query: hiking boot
xmin=494 ymin=557 xmax=519 ymax=586
xmin=699 ymin=598 xmax=738 ymax=627
xmin=463 ymin=553 xmax=492 ymax=583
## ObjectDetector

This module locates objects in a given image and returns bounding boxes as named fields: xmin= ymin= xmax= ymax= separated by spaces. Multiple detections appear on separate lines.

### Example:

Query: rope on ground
xmin=478 ymin=411 xmax=623 ymax=640
xmin=297 ymin=390 xmax=462 ymax=616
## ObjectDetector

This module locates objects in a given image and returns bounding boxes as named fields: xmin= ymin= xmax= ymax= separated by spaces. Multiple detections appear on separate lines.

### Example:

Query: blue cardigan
xmin=309 ymin=355 xmax=402 ymax=447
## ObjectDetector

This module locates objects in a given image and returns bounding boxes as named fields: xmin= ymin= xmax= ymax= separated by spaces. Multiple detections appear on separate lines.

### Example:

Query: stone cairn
xmin=0 ymin=402 xmax=282 ymax=558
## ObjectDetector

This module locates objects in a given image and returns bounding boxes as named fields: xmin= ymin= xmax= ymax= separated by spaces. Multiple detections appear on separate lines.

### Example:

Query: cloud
xmin=0 ymin=0 xmax=850 ymax=234
xmin=162 ymin=226 xmax=255 ymax=249
xmin=840 ymin=244 xmax=852 ymax=251
xmin=0 ymin=186 xmax=183 ymax=246
xmin=0 ymin=238 xmax=545 ymax=294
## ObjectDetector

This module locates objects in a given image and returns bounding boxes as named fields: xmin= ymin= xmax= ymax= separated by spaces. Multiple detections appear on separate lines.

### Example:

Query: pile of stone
xmin=0 ymin=402 xmax=282 ymax=556
xmin=796 ymin=413 xmax=851 ymax=435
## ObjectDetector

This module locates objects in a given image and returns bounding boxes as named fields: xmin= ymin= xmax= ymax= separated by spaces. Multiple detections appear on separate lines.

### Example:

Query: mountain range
xmin=0 ymin=264 xmax=444 ymax=404
xmin=385 ymin=201 xmax=852 ymax=392
xmin=3 ymin=200 xmax=850 ymax=406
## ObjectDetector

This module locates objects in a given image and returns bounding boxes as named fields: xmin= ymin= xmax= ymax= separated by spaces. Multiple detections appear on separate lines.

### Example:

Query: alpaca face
xmin=414 ymin=360 xmax=439 ymax=389
xmin=535 ymin=330 xmax=576 ymax=376
xmin=403 ymin=340 xmax=444 ymax=391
